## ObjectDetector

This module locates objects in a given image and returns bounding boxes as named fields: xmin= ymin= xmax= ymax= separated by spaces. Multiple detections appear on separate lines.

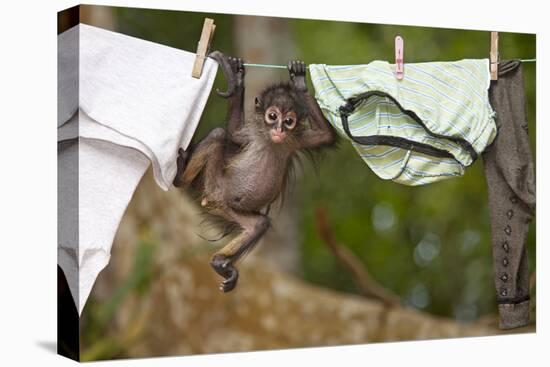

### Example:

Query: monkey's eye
xmin=268 ymin=112 xmax=277 ymax=121
xmin=284 ymin=118 xmax=296 ymax=129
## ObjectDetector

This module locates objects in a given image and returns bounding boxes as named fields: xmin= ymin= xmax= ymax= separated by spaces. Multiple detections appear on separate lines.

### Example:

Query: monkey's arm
xmin=225 ymin=57 xmax=248 ymax=146
xmin=210 ymin=52 xmax=248 ymax=146
xmin=288 ymin=60 xmax=337 ymax=149
xmin=301 ymin=92 xmax=337 ymax=147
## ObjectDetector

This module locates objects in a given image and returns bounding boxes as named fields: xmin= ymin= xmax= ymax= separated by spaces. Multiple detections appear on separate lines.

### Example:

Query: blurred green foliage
xmin=290 ymin=20 xmax=536 ymax=319
xmin=105 ymin=7 xmax=535 ymax=321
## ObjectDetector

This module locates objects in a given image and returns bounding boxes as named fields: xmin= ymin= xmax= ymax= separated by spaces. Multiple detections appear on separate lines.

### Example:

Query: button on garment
xmin=482 ymin=60 xmax=535 ymax=330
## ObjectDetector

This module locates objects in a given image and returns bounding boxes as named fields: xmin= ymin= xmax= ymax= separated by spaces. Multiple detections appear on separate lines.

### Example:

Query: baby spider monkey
xmin=174 ymin=51 xmax=337 ymax=292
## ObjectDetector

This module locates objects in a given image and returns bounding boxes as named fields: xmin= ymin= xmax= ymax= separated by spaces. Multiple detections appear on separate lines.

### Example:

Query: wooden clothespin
xmin=192 ymin=18 xmax=216 ymax=79
xmin=490 ymin=31 xmax=499 ymax=81
xmin=395 ymin=35 xmax=404 ymax=80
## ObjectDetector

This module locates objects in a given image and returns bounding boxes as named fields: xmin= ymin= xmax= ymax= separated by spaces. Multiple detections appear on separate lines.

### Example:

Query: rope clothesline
xmin=242 ymin=58 xmax=536 ymax=70
xmin=243 ymin=63 xmax=287 ymax=69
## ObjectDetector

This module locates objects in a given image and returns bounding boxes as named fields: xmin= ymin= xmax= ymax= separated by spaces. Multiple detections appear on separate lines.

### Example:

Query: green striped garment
xmin=309 ymin=59 xmax=497 ymax=185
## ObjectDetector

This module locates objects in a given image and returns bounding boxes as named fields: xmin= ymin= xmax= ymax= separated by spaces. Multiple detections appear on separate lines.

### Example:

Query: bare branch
xmin=314 ymin=206 xmax=401 ymax=307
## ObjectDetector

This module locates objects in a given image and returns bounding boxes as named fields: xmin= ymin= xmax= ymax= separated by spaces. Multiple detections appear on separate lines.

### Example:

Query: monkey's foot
xmin=210 ymin=254 xmax=239 ymax=292
xmin=173 ymin=148 xmax=189 ymax=187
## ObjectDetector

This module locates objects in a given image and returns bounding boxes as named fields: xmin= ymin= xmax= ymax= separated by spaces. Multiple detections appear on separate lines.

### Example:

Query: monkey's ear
xmin=255 ymin=96 xmax=263 ymax=111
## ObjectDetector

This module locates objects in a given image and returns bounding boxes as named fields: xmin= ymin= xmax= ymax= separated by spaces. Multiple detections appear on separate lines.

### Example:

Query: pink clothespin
xmin=395 ymin=36 xmax=404 ymax=80
xmin=490 ymin=32 xmax=499 ymax=81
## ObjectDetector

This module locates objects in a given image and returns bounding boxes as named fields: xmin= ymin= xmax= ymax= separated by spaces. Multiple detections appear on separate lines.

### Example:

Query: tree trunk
xmin=80 ymin=5 xmax=115 ymax=30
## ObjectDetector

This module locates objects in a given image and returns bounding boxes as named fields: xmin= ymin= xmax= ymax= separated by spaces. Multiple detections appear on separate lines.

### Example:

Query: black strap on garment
xmin=338 ymin=90 xmax=479 ymax=161
xmin=496 ymin=294 xmax=531 ymax=305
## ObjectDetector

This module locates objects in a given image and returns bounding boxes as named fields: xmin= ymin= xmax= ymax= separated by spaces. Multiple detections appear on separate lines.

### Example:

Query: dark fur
xmin=257 ymin=83 xmax=308 ymax=121
xmin=174 ymin=53 xmax=337 ymax=292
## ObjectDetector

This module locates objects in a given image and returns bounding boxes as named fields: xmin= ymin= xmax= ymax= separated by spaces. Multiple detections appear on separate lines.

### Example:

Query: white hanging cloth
xmin=58 ymin=24 xmax=218 ymax=314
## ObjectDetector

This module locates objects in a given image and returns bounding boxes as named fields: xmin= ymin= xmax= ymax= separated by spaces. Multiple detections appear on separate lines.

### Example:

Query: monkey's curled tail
xmin=208 ymin=50 xmax=237 ymax=98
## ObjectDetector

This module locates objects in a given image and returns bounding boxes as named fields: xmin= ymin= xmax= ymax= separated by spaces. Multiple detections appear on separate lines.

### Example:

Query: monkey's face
xmin=264 ymin=106 xmax=297 ymax=144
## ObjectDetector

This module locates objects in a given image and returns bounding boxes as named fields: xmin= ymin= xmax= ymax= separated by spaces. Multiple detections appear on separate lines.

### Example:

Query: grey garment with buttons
xmin=482 ymin=60 xmax=536 ymax=329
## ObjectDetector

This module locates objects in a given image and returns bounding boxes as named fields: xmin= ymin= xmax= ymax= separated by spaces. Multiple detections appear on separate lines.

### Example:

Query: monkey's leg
xmin=173 ymin=127 xmax=226 ymax=188
xmin=210 ymin=210 xmax=271 ymax=292
xmin=172 ymin=148 xmax=190 ymax=187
